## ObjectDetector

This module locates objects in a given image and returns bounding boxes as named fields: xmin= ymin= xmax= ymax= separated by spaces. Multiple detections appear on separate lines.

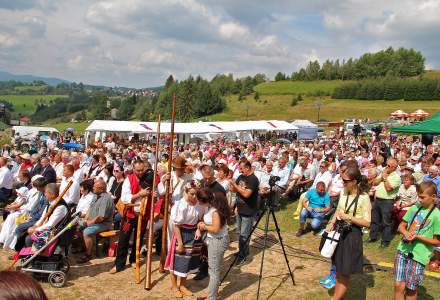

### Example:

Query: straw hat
xmin=172 ymin=156 xmax=187 ymax=169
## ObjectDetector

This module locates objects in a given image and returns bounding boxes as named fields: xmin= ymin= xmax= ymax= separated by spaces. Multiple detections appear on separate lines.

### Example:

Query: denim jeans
xmin=236 ymin=214 xmax=255 ymax=260
xmin=299 ymin=209 xmax=325 ymax=230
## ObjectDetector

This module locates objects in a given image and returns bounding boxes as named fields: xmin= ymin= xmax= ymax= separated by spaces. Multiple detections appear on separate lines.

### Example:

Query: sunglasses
xmin=342 ymin=178 xmax=354 ymax=183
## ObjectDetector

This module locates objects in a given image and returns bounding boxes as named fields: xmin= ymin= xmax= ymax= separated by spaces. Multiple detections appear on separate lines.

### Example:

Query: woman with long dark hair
xmin=0 ymin=271 xmax=48 ymax=300
xmin=197 ymin=188 xmax=231 ymax=300
xmin=326 ymin=166 xmax=371 ymax=300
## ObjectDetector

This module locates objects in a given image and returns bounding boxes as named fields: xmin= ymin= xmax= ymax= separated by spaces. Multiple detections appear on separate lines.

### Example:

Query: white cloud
xmin=0 ymin=33 xmax=19 ymax=48
xmin=219 ymin=22 xmax=249 ymax=40
xmin=0 ymin=0 xmax=439 ymax=87
xmin=67 ymin=55 xmax=83 ymax=69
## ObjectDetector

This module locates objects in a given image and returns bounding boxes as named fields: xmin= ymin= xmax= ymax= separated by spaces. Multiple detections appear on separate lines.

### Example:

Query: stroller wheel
xmin=61 ymin=257 xmax=70 ymax=273
xmin=48 ymin=271 xmax=66 ymax=288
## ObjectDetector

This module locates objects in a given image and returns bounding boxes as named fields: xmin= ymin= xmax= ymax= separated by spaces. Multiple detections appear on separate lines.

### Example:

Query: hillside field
xmin=0 ymin=94 xmax=67 ymax=116
xmin=254 ymin=80 xmax=348 ymax=95
xmin=208 ymin=95 xmax=440 ymax=121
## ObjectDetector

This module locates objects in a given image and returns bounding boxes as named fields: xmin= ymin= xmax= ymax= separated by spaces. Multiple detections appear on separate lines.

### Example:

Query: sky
xmin=0 ymin=0 xmax=439 ymax=88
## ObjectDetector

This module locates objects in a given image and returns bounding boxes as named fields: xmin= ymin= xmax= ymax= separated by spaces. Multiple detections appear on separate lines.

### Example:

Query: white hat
xmin=16 ymin=186 xmax=29 ymax=198
xmin=31 ymin=175 xmax=44 ymax=182
xmin=19 ymin=153 xmax=31 ymax=160
xmin=218 ymin=159 xmax=227 ymax=165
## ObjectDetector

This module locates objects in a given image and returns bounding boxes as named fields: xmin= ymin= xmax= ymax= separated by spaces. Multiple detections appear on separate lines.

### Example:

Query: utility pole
xmin=315 ymin=100 xmax=323 ymax=122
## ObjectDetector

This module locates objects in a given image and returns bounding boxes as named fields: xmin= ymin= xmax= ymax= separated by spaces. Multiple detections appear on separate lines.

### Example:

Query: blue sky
xmin=0 ymin=0 xmax=439 ymax=88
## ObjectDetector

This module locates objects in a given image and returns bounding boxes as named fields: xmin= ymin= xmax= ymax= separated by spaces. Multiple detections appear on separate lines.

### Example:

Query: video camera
xmin=269 ymin=175 xmax=280 ymax=187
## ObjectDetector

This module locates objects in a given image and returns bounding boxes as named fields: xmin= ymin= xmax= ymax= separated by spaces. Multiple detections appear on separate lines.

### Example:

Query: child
xmin=394 ymin=181 xmax=440 ymax=300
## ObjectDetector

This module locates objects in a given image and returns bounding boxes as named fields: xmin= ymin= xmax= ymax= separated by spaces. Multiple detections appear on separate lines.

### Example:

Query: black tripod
xmin=221 ymin=183 xmax=295 ymax=300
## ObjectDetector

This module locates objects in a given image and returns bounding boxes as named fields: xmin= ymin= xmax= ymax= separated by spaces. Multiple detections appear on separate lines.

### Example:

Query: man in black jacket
xmin=29 ymin=154 xmax=42 ymax=177
xmin=40 ymin=156 xmax=57 ymax=183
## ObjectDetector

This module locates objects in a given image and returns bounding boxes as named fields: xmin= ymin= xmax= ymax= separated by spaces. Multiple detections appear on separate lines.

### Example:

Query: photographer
xmin=326 ymin=166 xmax=371 ymax=300
xmin=229 ymin=160 xmax=259 ymax=266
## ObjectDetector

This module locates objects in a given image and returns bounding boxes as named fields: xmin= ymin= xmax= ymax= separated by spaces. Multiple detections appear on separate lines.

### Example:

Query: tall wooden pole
xmin=135 ymin=196 xmax=145 ymax=283
xmin=145 ymin=115 xmax=161 ymax=289
xmin=159 ymin=92 xmax=176 ymax=272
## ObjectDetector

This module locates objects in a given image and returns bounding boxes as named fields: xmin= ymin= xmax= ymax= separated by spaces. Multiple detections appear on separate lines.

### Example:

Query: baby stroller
xmin=16 ymin=211 xmax=80 ymax=288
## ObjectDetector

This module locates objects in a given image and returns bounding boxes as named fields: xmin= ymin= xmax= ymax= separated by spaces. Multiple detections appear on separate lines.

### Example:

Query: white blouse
xmin=76 ymin=192 xmax=96 ymax=214
xmin=170 ymin=198 xmax=205 ymax=226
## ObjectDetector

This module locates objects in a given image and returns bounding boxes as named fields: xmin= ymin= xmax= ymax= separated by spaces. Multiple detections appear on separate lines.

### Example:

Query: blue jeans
xmin=82 ymin=222 xmax=112 ymax=237
xmin=236 ymin=214 xmax=255 ymax=260
xmin=300 ymin=209 xmax=325 ymax=230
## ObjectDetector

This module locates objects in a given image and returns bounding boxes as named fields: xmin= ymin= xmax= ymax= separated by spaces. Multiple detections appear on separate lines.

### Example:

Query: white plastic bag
xmin=320 ymin=230 xmax=340 ymax=258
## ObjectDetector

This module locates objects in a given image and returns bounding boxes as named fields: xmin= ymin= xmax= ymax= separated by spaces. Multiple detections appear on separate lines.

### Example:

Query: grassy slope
xmin=254 ymin=80 xmax=347 ymax=95
xmin=42 ymin=121 xmax=90 ymax=133
xmin=209 ymin=94 xmax=440 ymax=121
xmin=0 ymin=94 xmax=67 ymax=116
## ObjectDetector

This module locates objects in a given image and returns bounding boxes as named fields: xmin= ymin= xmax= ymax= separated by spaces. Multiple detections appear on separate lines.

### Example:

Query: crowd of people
xmin=0 ymin=129 xmax=439 ymax=299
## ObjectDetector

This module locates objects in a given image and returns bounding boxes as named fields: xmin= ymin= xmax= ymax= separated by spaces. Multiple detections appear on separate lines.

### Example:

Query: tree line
xmin=332 ymin=77 xmax=440 ymax=101
xmin=276 ymin=47 xmax=425 ymax=81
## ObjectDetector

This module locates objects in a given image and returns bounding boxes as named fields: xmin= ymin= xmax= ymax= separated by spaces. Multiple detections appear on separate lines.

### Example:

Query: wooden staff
xmin=39 ymin=180 xmax=73 ymax=225
xmin=159 ymin=92 xmax=176 ymax=272
xmin=145 ymin=115 xmax=161 ymax=290
xmin=135 ymin=195 xmax=146 ymax=283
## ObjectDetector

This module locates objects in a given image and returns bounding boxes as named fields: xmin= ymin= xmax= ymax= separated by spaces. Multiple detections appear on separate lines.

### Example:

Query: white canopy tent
xmin=291 ymin=120 xmax=318 ymax=140
xmin=85 ymin=120 xmax=298 ymax=146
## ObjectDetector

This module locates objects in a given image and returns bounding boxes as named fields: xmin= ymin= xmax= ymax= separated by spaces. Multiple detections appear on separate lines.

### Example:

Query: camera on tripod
xmin=269 ymin=175 xmax=280 ymax=187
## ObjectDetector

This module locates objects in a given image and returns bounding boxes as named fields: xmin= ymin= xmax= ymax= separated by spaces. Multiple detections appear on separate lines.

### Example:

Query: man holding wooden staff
xmin=109 ymin=160 xmax=150 ymax=274
xmin=157 ymin=156 xmax=193 ymax=246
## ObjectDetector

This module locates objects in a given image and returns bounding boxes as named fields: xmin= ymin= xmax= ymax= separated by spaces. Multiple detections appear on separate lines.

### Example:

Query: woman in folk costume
xmin=0 ymin=186 xmax=30 ymax=249
xmin=165 ymin=180 xmax=205 ymax=298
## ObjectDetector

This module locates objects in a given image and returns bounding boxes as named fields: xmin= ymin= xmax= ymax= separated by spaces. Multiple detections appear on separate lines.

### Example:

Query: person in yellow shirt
xmin=368 ymin=158 xmax=401 ymax=248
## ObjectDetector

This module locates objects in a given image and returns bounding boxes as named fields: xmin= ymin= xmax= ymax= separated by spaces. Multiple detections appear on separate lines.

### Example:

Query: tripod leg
xmin=220 ymin=210 xmax=265 ymax=285
xmin=256 ymin=209 xmax=270 ymax=300
xmin=271 ymin=210 xmax=295 ymax=285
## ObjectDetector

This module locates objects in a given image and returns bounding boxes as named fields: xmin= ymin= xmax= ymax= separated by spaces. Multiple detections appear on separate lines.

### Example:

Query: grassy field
xmin=425 ymin=70 xmax=440 ymax=79
xmin=0 ymin=94 xmax=67 ymax=116
xmin=207 ymin=95 xmax=440 ymax=121
xmin=254 ymin=80 xmax=348 ymax=95
xmin=42 ymin=121 xmax=90 ymax=133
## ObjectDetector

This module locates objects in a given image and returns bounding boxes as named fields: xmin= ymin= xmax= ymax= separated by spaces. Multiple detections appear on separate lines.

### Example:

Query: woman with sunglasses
xmin=109 ymin=166 xmax=125 ymax=230
xmin=325 ymin=166 xmax=371 ymax=300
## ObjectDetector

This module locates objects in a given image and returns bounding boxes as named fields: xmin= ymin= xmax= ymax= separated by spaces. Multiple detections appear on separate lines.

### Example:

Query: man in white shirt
xmin=311 ymin=161 xmax=332 ymax=190
xmin=26 ymin=183 xmax=68 ymax=246
xmin=271 ymin=157 xmax=290 ymax=189
xmin=72 ymin=157 xmax=84 ymax=184
xmin=0 ymin=157 xmax=13 ymax=201
xmin=60 ymin=164 xmax=80 ymax=207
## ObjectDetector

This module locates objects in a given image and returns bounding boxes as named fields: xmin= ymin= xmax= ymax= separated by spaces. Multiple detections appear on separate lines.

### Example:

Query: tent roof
xmin=391 ymin=112 xmax=440 ymax=134
xmin=12 ymin=126 xmax=59 ymax=133
xmin=290 ymin=119 xmax=318 ymax=128
xmin=86 ymin=120 xmax=298 ymax=134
